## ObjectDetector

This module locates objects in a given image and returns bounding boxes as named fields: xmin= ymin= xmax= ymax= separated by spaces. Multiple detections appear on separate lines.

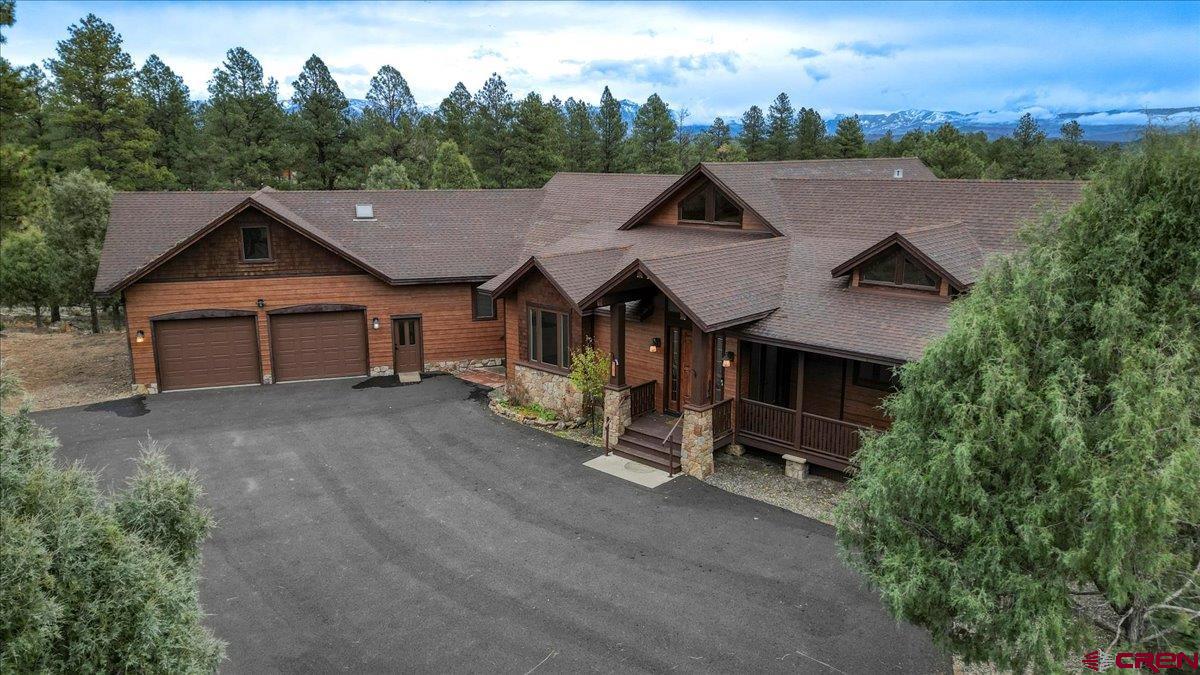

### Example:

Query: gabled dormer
xmin=832 ymin=222 xmax=983 ymax=298
xmin=620 ymin=163 xmax=781 ymax=234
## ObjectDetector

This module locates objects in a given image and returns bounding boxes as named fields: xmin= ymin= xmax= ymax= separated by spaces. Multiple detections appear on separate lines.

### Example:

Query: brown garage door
xmin=155 ymin=316 xmax=261 ymax=391
xmin=270 ymin=311 xmax=368 ymax=382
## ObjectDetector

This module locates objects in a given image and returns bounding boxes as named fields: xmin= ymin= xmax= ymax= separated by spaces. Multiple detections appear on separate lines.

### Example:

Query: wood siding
xmin=504 ymin=268 xmax=582 ymax=379
xmin=126 ymin=274 xmax=505 ymax=387
xmin=145 ymin=207 xmax=362 ymax=282
xmin=640 ymin=176 xmax=771 ymax=231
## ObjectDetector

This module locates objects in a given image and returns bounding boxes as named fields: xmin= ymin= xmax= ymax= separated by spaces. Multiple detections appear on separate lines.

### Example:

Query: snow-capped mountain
xmin=824 ymin=107 xmax=1200 ymax=142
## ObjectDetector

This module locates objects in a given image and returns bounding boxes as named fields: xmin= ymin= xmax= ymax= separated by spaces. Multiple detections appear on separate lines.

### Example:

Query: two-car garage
xmin=152 ymin=308 xmax=368 ymax=391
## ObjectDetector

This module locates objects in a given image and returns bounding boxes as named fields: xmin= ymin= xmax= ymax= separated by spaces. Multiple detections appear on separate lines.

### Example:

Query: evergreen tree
xmin=869 ymin=130 xmax=897 ymax=158
xmin=628 ymin=93 xmax=678 ymax=173
xmin=837 ymin=131 xmax=1200 ymax=671
xmin=795 ymin=107 xmax=826 ymax=159
xmin=506 ymin=92 xmax=564 ymax=188
xmin=673 ymin=107 xmax=694 ymax=170
xmin=766 ymin=92 xmax=795 ymax=160
xmin=596 ymin=86 xmax=627 ymax=173
xmin=435 ymin=82 xmax=473 ymax=151
xmin=1 ymin=5 xmax=38 ymax=232
xmin=44 ymin=14 xmax=166 ymax=189
xmin=363 ymin=158 xmax=417 ymax=189
xmin=289 ymin=55 xmax=350 ymax=189
xmin=366 ymin=65 xmax=416 ymax=127
xmin=201 ymin=47 xmax=287 ymax=188
xmin=918 ymin=122 xmax=984 ymax=177
xmin=1059 ymin=120 xmax=1095 ymax=179
xmin=832 ymin=115 xmax=867 ymax=158
xmin=1007 ymin=113 xmax=1065 ymax=179
xmin=561 ymin=97 xmax=599 ymax=172
xmin=135 ymin=54 xmax=199 ymax=188
xmin=709 ymin=117 xmax=732 ymax=149
xmin=430 ymin=140 xmax=480 ymax=189
xmin=0 ymin=225 xmax=54 ymax=327
xmin=467 ymin=73 xmax=514 ymax=187
xmin=895 ymin=128 xmax=926 ymax=157
xmin=739 ymin=105 xmax=767 ymax=161
xmin=357 ymin=65 xmax=418 ymax=170
xmin=34 ymin=170 xmax=112 ymax=333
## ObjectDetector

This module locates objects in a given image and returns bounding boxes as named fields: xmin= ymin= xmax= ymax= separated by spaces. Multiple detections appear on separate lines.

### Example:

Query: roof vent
xmin=354 ymin=203 xmax=374 ymax=219
xmin=893 ymin=168 xmax=904 ymax=179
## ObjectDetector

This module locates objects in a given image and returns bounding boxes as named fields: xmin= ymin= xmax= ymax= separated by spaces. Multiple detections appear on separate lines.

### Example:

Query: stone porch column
xmin=603 ymin=384 xmax=631 ymax=450
xmin=681 ymin=402 xmax=716 ymax=478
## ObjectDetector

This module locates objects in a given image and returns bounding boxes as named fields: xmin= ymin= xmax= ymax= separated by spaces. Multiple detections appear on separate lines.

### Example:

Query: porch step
xmin=614 ymin=431 xmax=678 ymax=473
xmin=620 ymin=425 xmax=681 ymax=450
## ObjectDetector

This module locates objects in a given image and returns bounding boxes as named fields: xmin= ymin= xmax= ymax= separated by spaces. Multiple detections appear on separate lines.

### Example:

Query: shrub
xmin=569 ymin=342 xmax=611 ymax=433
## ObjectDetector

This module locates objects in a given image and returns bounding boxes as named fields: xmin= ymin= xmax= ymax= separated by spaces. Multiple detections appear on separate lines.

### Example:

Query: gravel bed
xmin=704 ymin=450 xmax=847 ymax=525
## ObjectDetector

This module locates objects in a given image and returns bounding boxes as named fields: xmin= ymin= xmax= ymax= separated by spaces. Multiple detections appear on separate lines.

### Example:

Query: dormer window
xmin=678 ymin=183 xmax=742 ymax=226
xmin=859 ymin=246 xmax=939 ymax=290
xmin=241 ymin=225 xmax=271 ymax=261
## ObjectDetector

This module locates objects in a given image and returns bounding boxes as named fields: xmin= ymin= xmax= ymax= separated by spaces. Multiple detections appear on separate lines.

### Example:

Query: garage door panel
xmin=270 ymin=311 xmax=367 ymax=382
xmin=156 ymin=317 xmax=260 ymax=391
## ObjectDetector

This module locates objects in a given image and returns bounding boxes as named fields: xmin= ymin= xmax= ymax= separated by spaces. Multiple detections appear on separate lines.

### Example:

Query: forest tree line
xmin=0 ymin=6 xmax=1114 ymax=331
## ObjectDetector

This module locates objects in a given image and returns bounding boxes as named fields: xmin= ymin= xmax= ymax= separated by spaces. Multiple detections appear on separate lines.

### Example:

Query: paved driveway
xmin=35 ymin=375 xmax=946 ymax=673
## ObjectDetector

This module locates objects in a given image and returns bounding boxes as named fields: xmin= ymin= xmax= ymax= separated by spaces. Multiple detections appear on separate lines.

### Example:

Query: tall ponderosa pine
xmin=739 ymin=105 xmax=767 ymax=161
xmin=795 ymin=107 xmax=825 ymax=159
xmin=836 ymin=131 xmax=1200 ymax=672
xmin=1005 ymin=112 xmax=1065 ymax=179
xmin=506 ymin=92 xmax=564 ymax=188
xmin=766 ymin=92 xmax=795 ymax=160
xmin=919 ymin=123 xmax=984 ymax=178
xmin=358 ymin=65 xmax=418 ymax=169
xmin=467 ymin=73 xmax=514 ymax=187
xmin=561 ymin=97 xmax=599 ymax=172
xmin=1 ymin=4 xmax=38 ymax=231
xmin=430 ymin=140 xmax=480 ymax=189
xmin=435 ymin=82 xmax=473 ymax=151
xmin=629 ymin=93 xmax=678 ymax=174
xmin=202 ymin=47 xmax=287 ymax=188
xmin=290 ymin=55 xmax=350 ymax=189
xmin=596 ymin=86 xmax=627 ymax=173
xmin=44 ymin=14 xmax=165 ymax=189
xmin=832 ymin=115 xmax=867 ymax=158
xmin=136 ymin=55 xmax=199 ymax=188
xmin=1059 ymin=120 xmax=1095 ymax=179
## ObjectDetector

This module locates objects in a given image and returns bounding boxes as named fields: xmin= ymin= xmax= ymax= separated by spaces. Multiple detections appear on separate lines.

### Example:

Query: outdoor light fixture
xmin=372 ymin=317 xmax=380 ymax=329
xmin=649 ymin=337 xmax=661 ymax=353
xmin=256 ymin=298 xmax=265 ymax=308
xmin=610 ymin=356 xmax=620 ymax=377
xmin=135 ymin=330 xmax=145 ymax=343
xmin=722 ymin=351 xmax=735 ymax=368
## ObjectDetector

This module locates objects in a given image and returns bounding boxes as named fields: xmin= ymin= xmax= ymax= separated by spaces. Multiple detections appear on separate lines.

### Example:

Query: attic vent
xmin=354 ymin=203 xmax=374 ymax=219
xmin=893 ymin=168 xmax=904 ymax=179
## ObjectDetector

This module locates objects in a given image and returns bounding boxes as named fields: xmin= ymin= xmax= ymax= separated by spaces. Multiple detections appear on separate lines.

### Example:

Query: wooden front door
xmin=665 ymin=325 xmax=683 ymax=414
xmin=392 ymin=317 xmax=422 ymax=373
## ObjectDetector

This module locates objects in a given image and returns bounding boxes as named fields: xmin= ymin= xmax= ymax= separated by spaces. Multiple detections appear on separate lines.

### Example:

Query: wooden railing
xmin=630 ymin=380 xmax=656 ymax=419
xmin=737 ymin=399 xmax=796 ymax=445
xmin=712 ymin=398 xmax=733 ymax=440
xmin=799 ymin=412 xmax=869 ymax=462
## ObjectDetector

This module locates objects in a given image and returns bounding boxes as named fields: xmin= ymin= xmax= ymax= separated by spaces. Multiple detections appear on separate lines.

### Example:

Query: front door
xmin=665 ymin=326 xmax=682 ymax=414
xmin=392 ymin=317 xmax=422 ymax=374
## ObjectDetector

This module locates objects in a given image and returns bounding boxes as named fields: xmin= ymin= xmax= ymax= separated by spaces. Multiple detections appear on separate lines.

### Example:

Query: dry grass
xmin=1 ymin=324 xmax=130 ymax=413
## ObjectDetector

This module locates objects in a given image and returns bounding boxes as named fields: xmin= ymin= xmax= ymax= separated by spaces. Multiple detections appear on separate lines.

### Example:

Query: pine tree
xmin=467 ymin=73 xmax=514 ymax=187
xmin=435 ymin=82 xmax=472 ymax=151
xmin=629 ymin=93 xmax=678 ymax=173
xmin=795 ymin=107 xmax=826 ymax=159
xmin=596 ymin=86 xmax=627 ymax=173
xmin=869 ymin=130 xmax=897 ymax=158
xmin=1 ymin=5 xmax=38 ymax=231
xmin=1008 ymin=113 xmax=1065 ymax=179
xmin=506 ymin=92 xmax=564 ymax=188
xmin=289 ymin=55 xmax=350 ymax=189
xmin=136 ymin=55 xmax=199 ymax=188
xmin=0 ymin=224 xmax=55 ymax=327
xmin=201 ymin=47 xmax=287 ymax=188
xmin=1058 ymin=120 xmax=1095 ymax=179
xmin=430 ymin=140 xmax=480 ymax=189
xmin=363 ymin=158 xmax=417 ymax=189
xmin=366 ymin=65 xmax=416 ymax=127
xmin=739 ymin=105 xmax=767 ymax=161
xmin=709 ymin=117 xmax=731 ymax=149
xmin=918 ymin=124 xmax=984 ymax=178
xmin=44 ymin=14 xmax=166 ymax=189
xmin=35 ymin=170 xmax=112 ymax=333
xmin=562 ymin=97 xmax=599 ymax=172
xmin=831 ymin=115 xmax=867 ymax=158
xmin=766 ymin=92 xmax=795 ymax=160
xmin=358 ymin=65 xmax=418 ymax=168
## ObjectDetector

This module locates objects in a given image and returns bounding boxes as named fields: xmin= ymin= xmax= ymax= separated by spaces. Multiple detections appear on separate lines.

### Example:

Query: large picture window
xmin=527 ymin=307 xmax=570 ymax=369
xmin=859 ymin=247 xmax=939 ymax=290
xmin=677 ymin=183 xmax=743 ymax=226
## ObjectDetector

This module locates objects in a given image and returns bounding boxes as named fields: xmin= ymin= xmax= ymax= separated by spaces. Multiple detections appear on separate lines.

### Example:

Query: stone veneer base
xmin=681 ymin=404 xmax=716 ymax=478
xmin=507 ymin=364 xmax=583 ymax=421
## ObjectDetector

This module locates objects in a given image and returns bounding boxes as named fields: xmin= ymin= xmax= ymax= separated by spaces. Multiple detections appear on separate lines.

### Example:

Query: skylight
xmin=355 ymin=204 xmax=374 ymax=219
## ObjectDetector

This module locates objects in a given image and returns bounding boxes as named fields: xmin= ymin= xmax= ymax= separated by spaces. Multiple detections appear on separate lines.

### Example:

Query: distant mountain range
xmin=287 ymin=98 xmax=1199 ymax=144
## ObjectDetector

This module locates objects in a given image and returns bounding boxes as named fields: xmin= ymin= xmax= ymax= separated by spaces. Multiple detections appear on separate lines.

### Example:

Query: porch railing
xmin=712 ymin=398 xmax=733 ymax=440
xmin=799 ymin=412 xmax=870 ymax=463
xmin=737 ymin=399 xmax=796 ymax=446
xmin=630 ymin=380 xmax=656 ymax=419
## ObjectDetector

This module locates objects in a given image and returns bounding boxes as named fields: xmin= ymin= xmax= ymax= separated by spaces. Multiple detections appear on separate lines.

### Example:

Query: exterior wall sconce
xmin=372 ymin=317 xmax=380 ymax=329
xmin=722 ymin=351 xmax=734 ymax=368
xmin=256 ymin=298 xmax=265 ymax=308
xmin=649 ymin=337 xmax=661 ymax=353
xmin=610 ymin=356 xmax=620 ymax=377
xmin=135 ymin=330 xmax=145 ymax=343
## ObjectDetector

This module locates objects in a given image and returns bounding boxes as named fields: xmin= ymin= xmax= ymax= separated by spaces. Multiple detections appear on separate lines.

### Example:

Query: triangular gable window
xmin=859 ymin=246 xmax=939 ymax=290
xmin=678 ymin=183 xmax=742 ymax=226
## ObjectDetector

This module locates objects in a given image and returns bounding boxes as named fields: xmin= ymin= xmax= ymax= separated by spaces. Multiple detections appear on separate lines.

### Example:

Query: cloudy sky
xmin=4 ymin=1 xmax=1198 ymax=120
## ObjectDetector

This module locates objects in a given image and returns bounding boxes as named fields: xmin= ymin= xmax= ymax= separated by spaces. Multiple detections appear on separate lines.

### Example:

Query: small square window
xmin=241 ymin=226 xmax=270 ymax=260
xmin=472 ymin=287 xmax=495 ymax=320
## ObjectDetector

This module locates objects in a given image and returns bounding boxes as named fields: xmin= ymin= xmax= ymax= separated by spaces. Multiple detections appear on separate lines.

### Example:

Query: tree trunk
xmin=34 ymin=303 xmax=43 ymax=329
xmin=109 ymin=301 xmax=122 ymax=330
xmin=89 ymin=298 xmax=100 ymax=334
xmin=50 ymin=305 xmax=61 ymax=323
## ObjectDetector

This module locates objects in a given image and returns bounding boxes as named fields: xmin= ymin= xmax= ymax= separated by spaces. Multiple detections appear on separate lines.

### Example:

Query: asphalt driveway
xmin=35 ymin=375 xmax=946 ymax=673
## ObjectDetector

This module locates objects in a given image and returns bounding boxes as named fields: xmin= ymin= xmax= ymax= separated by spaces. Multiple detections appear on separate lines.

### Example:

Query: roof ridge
xmin=703 ymin=156 xmax=924 ymax=166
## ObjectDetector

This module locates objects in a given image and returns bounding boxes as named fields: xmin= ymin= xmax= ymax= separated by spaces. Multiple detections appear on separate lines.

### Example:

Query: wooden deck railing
xmin=737 ymin=399 xmax=796 ymax=445
xmin=712 ymin=398 xmax=733 ymax=440
xmin=799 ymin=412 xmax=870 ymax=463
xmin=630 ymin=380 xmax=656 ymax=419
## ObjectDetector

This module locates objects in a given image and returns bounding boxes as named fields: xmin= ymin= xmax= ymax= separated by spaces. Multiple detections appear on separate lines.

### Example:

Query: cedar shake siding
xmin=125 ymin=276 xmax=504 ymax=389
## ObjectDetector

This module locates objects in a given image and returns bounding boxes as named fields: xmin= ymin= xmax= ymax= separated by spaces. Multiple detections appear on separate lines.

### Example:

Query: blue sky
xmin=4 ymin=1 xmax=1198 ymax=120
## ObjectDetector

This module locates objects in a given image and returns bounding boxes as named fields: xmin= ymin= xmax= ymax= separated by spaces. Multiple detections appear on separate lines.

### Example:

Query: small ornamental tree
xmin=0 ymin=372 xmax=224 ymax=671
xmin=569 ymin=342 xmax=611 ymax=434
xmin=835 ymin=130 xmax=1200 ymax=672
